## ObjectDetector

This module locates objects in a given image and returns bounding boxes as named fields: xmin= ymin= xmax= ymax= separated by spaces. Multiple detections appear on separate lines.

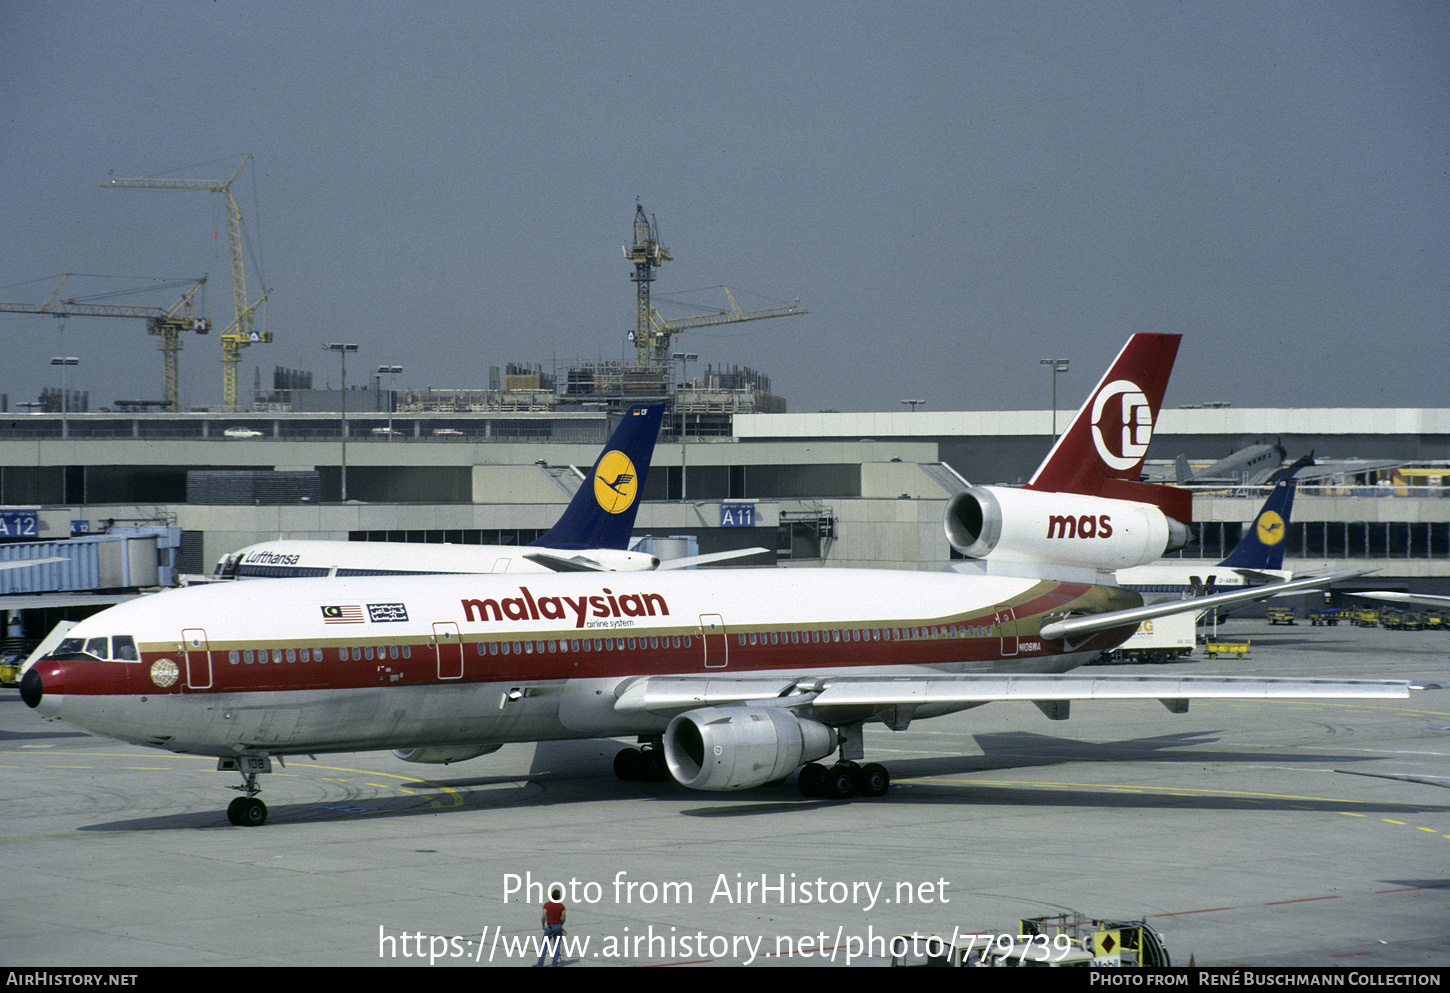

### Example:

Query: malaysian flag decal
xmin=322 ymin=605 xmax=365 ymax=624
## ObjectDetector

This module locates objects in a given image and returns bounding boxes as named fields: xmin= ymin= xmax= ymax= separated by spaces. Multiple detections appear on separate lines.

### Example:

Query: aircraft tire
xmin=855 ymin=762 xmax=890 ymax=798
xmin=613 ymin=747 xmax=642 ymax=781
xmin=824 ymin=763 xmax=858 ymax=801
xmin=229 ymin=797 xmax=267 ymax=826
xmin=638 ymin=749 xmax=666 ymax=782
xmin=243 ymin=799 xmax=267 ymax=826
xmin=797 ymin=762 xmax=828 ymax=798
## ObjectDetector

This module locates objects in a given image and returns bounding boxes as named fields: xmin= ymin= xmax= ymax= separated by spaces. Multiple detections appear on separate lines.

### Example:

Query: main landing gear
xmin=220 ymin=755 xmax=273 ymax=826
xmin=797 ymin=760 xmax=890 ymax=800
xmin=798 ymin=723 xmax=890 ymax=800
xmin=613 ymin=737 xmax=669 ymax=782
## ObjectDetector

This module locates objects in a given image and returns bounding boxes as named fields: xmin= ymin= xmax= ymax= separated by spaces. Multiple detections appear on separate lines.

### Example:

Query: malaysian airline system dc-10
xmin=22 ymin=334 xmax=1431 ymax=826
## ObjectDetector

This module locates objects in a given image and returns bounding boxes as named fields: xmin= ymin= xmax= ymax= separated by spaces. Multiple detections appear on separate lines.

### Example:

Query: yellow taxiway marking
xmin=9 ymin=750 xmax=464 ymax=809
xmin=901 ymin=775 xmax=1448 ymax=841
xmin=901 ymin=775 xmax=1444 ymax=809
xmin=292 ymin=760 xmax=464 ymax=809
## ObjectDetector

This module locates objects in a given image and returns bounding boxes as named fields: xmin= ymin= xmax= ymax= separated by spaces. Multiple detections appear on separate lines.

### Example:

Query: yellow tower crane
xmin=623 ymin=204 xmax=807 ymax=370
xmin=0 ymin=274 xmax=210 ymax=412
xmin=100 ymin=154 xmax=270 ymax=411
xmin=650 ymin=286 xmax=807 ymax=363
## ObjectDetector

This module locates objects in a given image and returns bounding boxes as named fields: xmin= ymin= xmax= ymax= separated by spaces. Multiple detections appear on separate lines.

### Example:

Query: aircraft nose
xmin=20 ymin=667 xmax=43 ymax=708
xmin=20 ymin=664 xmax=63 ymax=720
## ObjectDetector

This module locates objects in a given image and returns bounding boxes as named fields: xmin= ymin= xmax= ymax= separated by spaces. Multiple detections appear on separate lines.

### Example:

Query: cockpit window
xmin=56 ymin=635 xmax=140 ymax=661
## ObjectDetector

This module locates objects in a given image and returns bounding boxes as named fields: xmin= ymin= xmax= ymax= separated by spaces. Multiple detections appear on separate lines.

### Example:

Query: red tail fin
xmin=1025 ymin=333 xmax=1190 ymax=521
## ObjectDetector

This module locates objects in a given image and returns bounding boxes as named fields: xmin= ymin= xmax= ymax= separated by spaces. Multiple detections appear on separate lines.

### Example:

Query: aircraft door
xmin=700 ymin=614 xmax=728 ymax=669
xmin=996 ymin=607 xmax=1018 ymax=657
xmin=182 ymin=628 xmax=212 ymax=689
xmin=433 ymin=622 xmax=464 ymax=680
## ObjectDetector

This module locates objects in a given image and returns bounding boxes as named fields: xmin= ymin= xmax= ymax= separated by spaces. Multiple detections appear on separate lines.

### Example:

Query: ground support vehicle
xmin=1099 ymin=612 xmax=1196 ymax=664
xmin=1205 ymin=639 xmax=1251 ymax=659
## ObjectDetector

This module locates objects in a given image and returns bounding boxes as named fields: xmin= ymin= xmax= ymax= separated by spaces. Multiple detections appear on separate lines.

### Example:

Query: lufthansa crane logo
xmin=593 ymin=450 xmax=639 ymax=515
xmin=1091 ymin=379 xmax=1154 ymax=471
xmin=1256 ymin=510 xmax=1286 ymax=546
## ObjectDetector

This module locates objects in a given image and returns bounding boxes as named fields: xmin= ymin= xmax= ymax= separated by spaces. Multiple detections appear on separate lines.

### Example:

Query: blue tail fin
xmin=1217 ymin=479 xmax=1297 ymax=570
xmin=531 ymin=404 xmax=664 ymax=550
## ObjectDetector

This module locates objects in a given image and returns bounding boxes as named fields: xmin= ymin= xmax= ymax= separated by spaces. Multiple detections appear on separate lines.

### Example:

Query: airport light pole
xmin=671 ymin=351 xmax=697 ymax=501
xmin=324 ymin=343 xmax=358 ymax=500
xmin=377 ymin=365 xmax=403 ymax=440
xmin=1039 ymin=358 xmax=1069 ymax=438
xmin=50 ymin=356 xmax=79 ymax=440
xmin=900 ymin=399 xmax=926 ymax=412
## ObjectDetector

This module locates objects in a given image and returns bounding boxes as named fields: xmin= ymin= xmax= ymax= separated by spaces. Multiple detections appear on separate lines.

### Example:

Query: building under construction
xmin=246 ymin=204 xmax=801 ymax=434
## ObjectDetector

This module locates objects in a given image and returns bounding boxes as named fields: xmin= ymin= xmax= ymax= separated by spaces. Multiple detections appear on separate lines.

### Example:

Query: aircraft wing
xmin=655 ymin=548 xmax=770 ymax=570
xmin=613 ymin=672 xmax=1424 ymax=721
xmin=1038 ymin=570 xmax=1372 ymax=641
xmin=522 ymin=551 xmax=623 ymax=572
xmin=1229 ymin=568 xmax=1291 ymax=583
xmin=1287 ymin=459 xmax=1403 ymax=483
xmin=524 ymin=547 xmax=771 ymax=572
xmin=1351 ymin=591 xmax=1450 ymax=609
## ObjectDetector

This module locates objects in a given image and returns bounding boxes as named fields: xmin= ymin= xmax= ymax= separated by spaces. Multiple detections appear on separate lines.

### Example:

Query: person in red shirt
xmin=537 ymin=886 xmax=567 ymax=966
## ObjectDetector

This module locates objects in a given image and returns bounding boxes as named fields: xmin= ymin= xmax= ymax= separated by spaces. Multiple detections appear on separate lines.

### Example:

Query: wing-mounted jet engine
xmin=661 ymin=706 xmax=837 ymax=792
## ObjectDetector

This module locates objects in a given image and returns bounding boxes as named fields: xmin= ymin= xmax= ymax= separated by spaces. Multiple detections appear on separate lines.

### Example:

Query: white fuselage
xmin=29 ymin=569 xmax=1133 ymax=758
xmin=215 ymin=539 xmax=661 ymax=579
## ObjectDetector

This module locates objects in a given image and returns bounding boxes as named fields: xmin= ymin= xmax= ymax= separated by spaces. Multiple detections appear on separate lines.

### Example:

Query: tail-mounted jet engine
xmin=662 ymin=706 xmax=836 ymax=791
xmin=945 ymin=486 xmax=1189 ymax=573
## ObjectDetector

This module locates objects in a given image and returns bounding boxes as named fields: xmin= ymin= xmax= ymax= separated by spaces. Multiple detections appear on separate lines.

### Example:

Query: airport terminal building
xmin=2 ymin=406 xmax=1448 ymax=611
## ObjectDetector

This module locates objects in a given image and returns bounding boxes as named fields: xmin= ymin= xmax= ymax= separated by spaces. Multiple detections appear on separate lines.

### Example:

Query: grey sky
xmin=2 ymin=1 xmax=1446 ymax=415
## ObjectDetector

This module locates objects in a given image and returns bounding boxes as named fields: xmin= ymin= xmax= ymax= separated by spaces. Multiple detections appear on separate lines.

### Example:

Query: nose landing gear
xmin=219 ymin=755 xmax=273 ymax=826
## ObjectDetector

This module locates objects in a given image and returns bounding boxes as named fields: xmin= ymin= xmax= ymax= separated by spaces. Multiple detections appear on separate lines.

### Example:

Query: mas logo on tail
xmin=1091 ymin=379 xmax=1155 ymax=471
xmin=594 ymin=450 xmax=639 ymax=514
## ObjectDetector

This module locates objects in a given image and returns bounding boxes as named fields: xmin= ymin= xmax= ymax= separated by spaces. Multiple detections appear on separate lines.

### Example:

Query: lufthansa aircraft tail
xmin=531 ymin=404 xmax=664 ymax=551
xmin=1023 ymin=333 xmax=1189 ymax=524
xmin=1217 ymin=478 xmax=1297 ymax=571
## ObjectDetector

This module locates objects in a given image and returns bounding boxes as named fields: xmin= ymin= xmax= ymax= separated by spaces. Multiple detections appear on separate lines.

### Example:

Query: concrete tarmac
xmin=2 ymin=620 xmax=1447 ymax=967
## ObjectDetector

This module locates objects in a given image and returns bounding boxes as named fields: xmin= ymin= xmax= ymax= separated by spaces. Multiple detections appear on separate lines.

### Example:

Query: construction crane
xmin=651 ymin=285 xmax=806 ymax=360
xmin=100 ymin=154 xmax=270 ymax=411
xmin=624 ymin=203 xmax=671 ymax=369
xmin=623 ymin=204 xmax=807 ymax=370
xmin=0 ymin=275 xmax=210 ymax=412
